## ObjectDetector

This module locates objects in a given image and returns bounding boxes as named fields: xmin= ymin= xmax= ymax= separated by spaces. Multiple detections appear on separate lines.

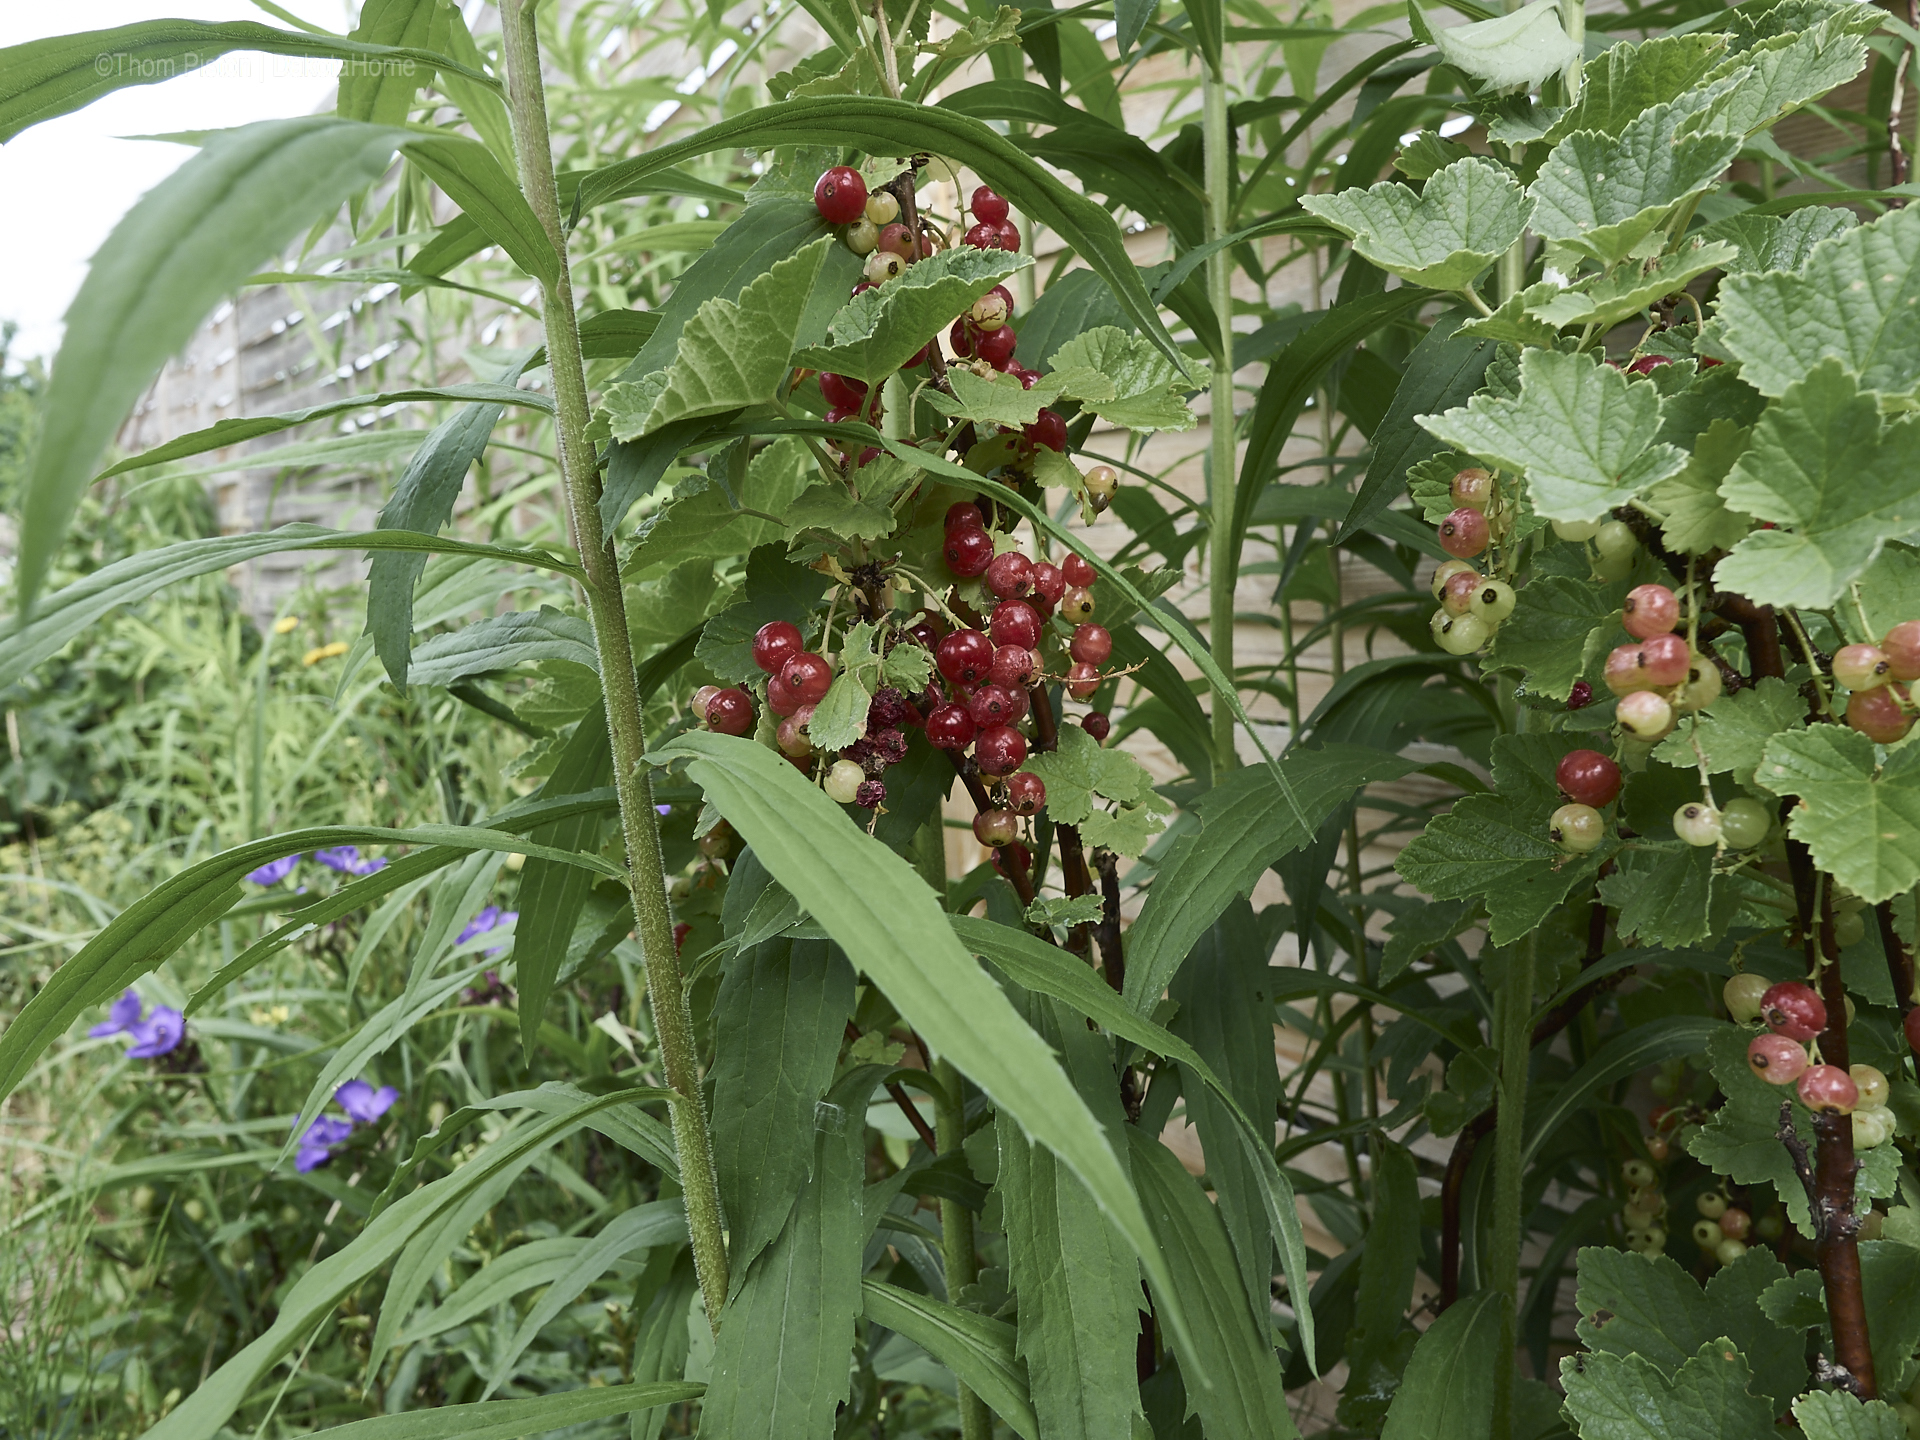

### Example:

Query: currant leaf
xmin=792 ymin=247 xmax=1029 ymax=383
xmin=1300 ymin=157 xmax=1531 ymax=291
xmin=1022 ymin=726 xmax=1168 ymax=857
xmin=1844 ymin=542 xmax=1920 ymax=645
xmin=1456 ymin=282 xmax=1563 ymax=347
xmin=1525 ymin=241 xmax=1737 ymax=332
xmin=1540 ymin=32 xmax=1731 ymax=146
xmin=925 ymin=367 xmax=1051 ymax=428
xmin=1559 ymin=1339 xmax=1777 ymax=1440
xmin=1711 ymin=203 xmax=1920 ymax=400
xmin=1753 ymin=725 xmax=1920 ymax=903
xmin=1426 ymin=0 xmax=1580 ymax=89
xmin=1643 ymin=418 xmax=1753 ymax=555
xmin=1045 ymin=325 xmax=1200 ymax=432
xmin=1791 ymin=1392 xmax=1912 ymax=1440
xmin=1527 ymin=92 xmax=1742 ymax=267
xmin=1418 ymin=347 xmax=1687 ymax=522
xmin=627 ymin=436 xmax=813 ymax=576
xmin=1697 ymin=206 xmax=1854 ymax=278
xmin=600 ymin=239 xmax=831 ymax=439
xmin=1393 ymin=129 xmax=1472 ymax=180
xmin=1705 ymin=13 xmax=1872 ymax=137
xmin=1713 ymin=360 xmax=1920 ymax=608
xmin=1486 ymin=573 xmax=1625 ymax=701
xmin=1650 ymin=676 xmax=1802 ymax=790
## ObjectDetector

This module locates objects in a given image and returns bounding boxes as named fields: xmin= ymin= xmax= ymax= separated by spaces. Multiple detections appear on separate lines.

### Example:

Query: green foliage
xmin=1304 ymin=157 xmax=1531 ymax=290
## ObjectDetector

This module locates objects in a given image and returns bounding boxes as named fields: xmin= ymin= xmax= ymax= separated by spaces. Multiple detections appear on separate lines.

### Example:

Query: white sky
xmin=0 ymin=2 xmax=356 ymax=365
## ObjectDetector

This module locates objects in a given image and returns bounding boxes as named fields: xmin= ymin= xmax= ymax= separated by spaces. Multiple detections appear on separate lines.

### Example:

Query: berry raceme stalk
xmin=498 ymin=0 xmax=730 ymax=1324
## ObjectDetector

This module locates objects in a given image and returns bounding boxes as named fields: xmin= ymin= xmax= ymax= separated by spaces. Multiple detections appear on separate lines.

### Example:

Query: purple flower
xmin=335 ymin=1079 xmax=398 ymax=1125
xmin=315 ymin=846 xmax=387 ymax=877
xmin=89 ymin=989 xmax=144 ymax=1038
xmin=457 ymin=906 xmax=503 ymax=945
xmin=246 ymin=855 xmax=300 ymax=886
xmin=295 ymin=1115 xmax=354 ymax=1173
xmin=656 ymin=803 xmax=672 ymax=816
xmin=126 ymin=1006 xmax=184 ymax=1059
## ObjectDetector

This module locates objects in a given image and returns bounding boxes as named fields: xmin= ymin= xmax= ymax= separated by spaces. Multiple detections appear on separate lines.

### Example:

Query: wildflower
xmin=273 ymin=616 xmax=300 ymax=635
xmin=302 ymin=640 xmax=350 ymax=666
xmin=127 ymin=1007 xmax=184 ymax=1059
xmin=88 ymin=989 xmax=144 ymax=1039
xmin=314 ymin=845 xmax=388 ymax=877
xmin=457 ymin=906 xmax=518 ymax=956
xmin=296 ymin=1115 xmax=354 ymax=1173
xmin=246 ymin=855 xmax=299 ymax=886
xmin=335 ymin=1079 xmax=398 ymax=1125
xmin=88 ymin=990 xmax=185 ymax=1059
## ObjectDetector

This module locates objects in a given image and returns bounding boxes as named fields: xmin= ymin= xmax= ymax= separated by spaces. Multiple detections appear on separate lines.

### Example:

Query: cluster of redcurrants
xmin=1595 ymin=581 xmax=1723 ymax=742
xmin=1831 ymin=620 xmax=1920 ymax=744
xmin=1730 ymin=975 xmax=1902 ymax=1147
xmin=1545 ymin=746 xmax=1773 ymax=854
xmin=1551 ymin=514 xmax=1643 ymax=584
xmin=815 ymin=165 xmax=1023 ymax=257
xmin=1618 ymin=1155 xmax=1761 ymax=1263
xmin=1427 ymin=468 xmax=1516 ymax=656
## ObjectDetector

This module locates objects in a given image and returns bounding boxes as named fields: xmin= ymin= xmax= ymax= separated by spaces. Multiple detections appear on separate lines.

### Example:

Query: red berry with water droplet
xmin=990 ymin=600 xmax=1043 ymax=651
xmin=814 ymin=166 xmax=868 ymax=224
xmin=705 ymin=687 xmax=754 ymax=736
xmin=944 ymin=526 xmax=995 ymax=578
xmin=970 ymin=186 xmax=1010 ymax=225
xmin=1007 ymin=770 xmax=1045 ymax=815
xmin=926 ymin=703 xmax=977 ymax=750
xmin=936 ymin=630 xmax=995 ymax=687
xmin=975 ymin=724 xmax=1028 ymax=777
xmin=1623 ymin=584 xmax=1679 ymax=639
xmin=753 ymin=620 xmax=803 ymax=675
xmin=1761 ymin=981 xmax=1826 ymax=1042
xmin=1555 ymin=749 xmax=1622 ymax=807
xmin=986 ymin=550 xmax=1033 ymax=599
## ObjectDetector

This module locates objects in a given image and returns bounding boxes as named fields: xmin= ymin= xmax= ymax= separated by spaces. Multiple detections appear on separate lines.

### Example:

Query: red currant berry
xmin=907 ymin=612 xmax=945 ymax=651
xmin=776 ymin=709 xmax=814 ymax=757
xmin=926 ymin=702 xmax=977 ymax=750
xmin=970 ymin=684 xmax=1020 ymax=726
xmin=1025 ymin=408 xmax=1067 ymax=452
xmin=1568 ymin=680 xmax=1594 ymax=710
xmin=1761 ymin=981 xmax=1827 ymax=1042
xmin=1060 ymin=586 xmax=1096 ymax=624
xmin=877 ymin=221 xmax=916 ymax=259
xmin=753 ymin=619 xmax=804 ymax=675
xmin=986 ymin=550 xmax=1033 ymax=599
xmin=975 ymin=724 xmax=1028 ymax=776
xmin=990 ymin=645 xmax=1034 ymax=689
xmin=974 ymin=808 xmax=1019 ymax=846
xmin=1451 ymin=467 xmax=1493 ymax=511
xmin=992 ymin=220 xmax=1021 ymax=250
xmin=1555 ymin=749 xmax=1622 ymax=807
xmin=1847 ymin=684 xmax=1913 ymax=743
xmin=948 ymin=318 xmax=978 ymax=358
xmin=814 ymin=165 xmax=868 ymax=224
xmin=673 ymin=921 xmax=691 ymax=952
xmin=1081 ymin=711 xmax=1111 ymax=741
xmin=1006 ymin=770 xmax=1046 ymax=815
xmin=1797 ymin=1063 xmax=1858 ymax=1115
xmin=1009 ymin=366 xmax=1042 ymax=389
xmin=1067 ymin=661 xmax=1100 ymax=700
xmin=1440 ymin=569 xmax=1480 ymax=618
xmin=1834 ymin=643 xmax=1892 ymax=691
xmin=945 ymin=502 xmax=984 ymax=532
xmin=818 ymin=372 xmax=867 ymax=409
xmin=1622 ymin=584 xmax=1679 ymax=639
xmin=992 ymin=840 xmax=1032 ymax=881
xmin=944 ymin=525 xmax=995 ymax=578
xmin=962 ymin=222 xmax=999 ymax=249
xmin=780 ymin=652 xmax=833 ymax=706
xmin=1070 ymin=624 xmax=1112 ymax=666
xmin=767 ymin=672 xmax=802 ymax=716
xmin=1030 ymin=562 xmax=1067 ymax=605
xmin=1605 ymin=643 xmax=1652 ymax=696
xmin=936 ymin=629 xmax=994 ymax=687
xmin=823 ymin=404 xmax=858 ymax=426
xmin=970 ymin=185 xmax=1010 ymax=224
xmin=1884 ymin=619 xmax=1920 ymax=681
xmin=1439 ymin=507 xmax=1491 ymax=559
xmin=990 ymin=599 xmax=1042 ymax=650
xmin=1747 ymin=1033 xmax=1809 ymax=1085
xmin=705 ymin=687 xmax=754 ymax=736
xmin=975 ymin=326 xmax=1017 ymax=367
xmin=1639 ymin=633 xmax=1691 ymax=687
xmin=1626 ymin=354 xmax=1672 ymax=375
xmin=1062 ymin=553 xmax=1097 ymax=588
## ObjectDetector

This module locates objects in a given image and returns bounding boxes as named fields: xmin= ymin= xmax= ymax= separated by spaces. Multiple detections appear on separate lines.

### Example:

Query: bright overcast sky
xmin=0 ymin=1 xmax=358 ymax=365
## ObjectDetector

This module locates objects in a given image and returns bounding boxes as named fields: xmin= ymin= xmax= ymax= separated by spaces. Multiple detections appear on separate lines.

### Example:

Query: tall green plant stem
xmin=935 ymin=1058 xmax=990 ymax=1440
xmin=498 ymin=0 xmax=730 ymax=1327
xmin=1203 ymin=62 xmax=1238 ymax=773
xmin=1488 ymin=932 xmax=1536 ymax=1437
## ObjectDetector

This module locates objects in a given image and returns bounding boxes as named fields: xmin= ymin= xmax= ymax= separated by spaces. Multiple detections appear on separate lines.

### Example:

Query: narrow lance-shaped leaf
xmin=861 ymin=1279 xmax=1040 ymax=1440
xmin=0 ymin=525 xmax=580 ymax=697
xmin=1418 ymin=347 xmax=1687 ymax=522
xmin=0 ymin=20 xmax=497 ymax=143
xmin=646 ymin=733 xmax=1201 ymax=1367
xmin=18 ymin=117 xmax=408 ymax=610
xmin=339 ymin=0 xmax=447 ymax=124
xmin=1301 ymin=158 xmax=1532 ymax=291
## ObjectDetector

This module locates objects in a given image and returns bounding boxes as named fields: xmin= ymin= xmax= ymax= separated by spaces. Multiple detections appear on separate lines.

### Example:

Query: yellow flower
xmin=273 ymin=616 xmax=300 ymax=635
xmin=302 ymin=641 xmax=351 ymax=666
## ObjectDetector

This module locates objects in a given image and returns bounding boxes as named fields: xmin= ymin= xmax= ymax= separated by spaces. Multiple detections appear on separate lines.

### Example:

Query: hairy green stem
xmin=1203 ymin=63 xmax=1239 ymax=773
xmin=1560 ymin=0 xmax=1586 ymax=102
xmin=935 ymin=1058 xmax=989 ymax=1440
xmin=498 ymin=0 xmax=730 ymax=1328
xmin=1488 ymin=931 xmax=1536 ymax=1436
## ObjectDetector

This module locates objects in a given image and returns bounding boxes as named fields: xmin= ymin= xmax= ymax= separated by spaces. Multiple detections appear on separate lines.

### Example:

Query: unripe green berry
xmin=1471 ymin=578 xmax=1517 ymax=624
xmin=1553 ymin=517 xmax=1603 ymax=542
xmin=1723 ymin=972 xmax=1770 ymax=1023
xmin=1675 ymin=802 xmax=1723 ymax=847
xmin=1717 ymin=796 xmax=1770 ymax=850
xmin=1550 ymin=802 xmax=1605 ymax=852
xmin=1594 ymin=520 xmax=1638 ymax=562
